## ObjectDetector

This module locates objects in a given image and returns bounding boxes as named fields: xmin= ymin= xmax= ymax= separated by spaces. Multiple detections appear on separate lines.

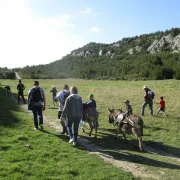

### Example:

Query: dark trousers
xmin=32 ymin=106 xmax=43 ymax=128
xmin=141 ymin=100 xmax=153 ymax=116
xmin=18 ymin=92 xmax=25 ymax=103
xmin=58 ymin=111 xmax=67 ymax=133
xmin=66 ymin=118 xmax=81 ymax=141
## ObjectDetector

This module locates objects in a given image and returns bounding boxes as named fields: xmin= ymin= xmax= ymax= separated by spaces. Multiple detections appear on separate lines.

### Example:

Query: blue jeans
xmin=32 ymin=106 xmax=43 ymax=128
xmin=141 ymin=100 xmax=153 ymax=116
xmin=66 ymin=118 xmax=81 ymax=141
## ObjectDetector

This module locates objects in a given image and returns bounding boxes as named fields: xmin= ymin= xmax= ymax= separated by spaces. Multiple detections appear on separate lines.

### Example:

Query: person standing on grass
xmin=17 ymin=80 xmax=26 ymax=104
xmin=28 ymin=81 xmax=46 ymax=130
xmin=55 ymin=84 xmax=70 ymax=134
xmin=61 ymin=86 xmax=83 ymax=146
xmin=50 ymin=86 xmax=58 ymax=106
xmin=155 ymin=96 xmax=166 ymax=116
xmin=141 ymin=85 xmax=155 ymax=116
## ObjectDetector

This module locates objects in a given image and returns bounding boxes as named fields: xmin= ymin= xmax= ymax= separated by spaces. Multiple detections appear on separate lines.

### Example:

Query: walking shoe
xmin=40 ymin=124 xmax=44 ymax=130
xmin=73 ymin=141 xmax=77 ymax=146
xmin=69 ymin=138 xmax=74 ymax=143
xmin=34 ymin=127 xmax=38 ymax=130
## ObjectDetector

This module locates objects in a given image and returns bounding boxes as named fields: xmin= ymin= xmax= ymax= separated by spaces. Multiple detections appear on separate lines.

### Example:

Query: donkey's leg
xmin=122 ymin=131 xmax=128 ymax=143
xmin=94 ymin=120 xmax=97 ymax=139
xmin=138 ymin=137 xmax=143 ymax=152
xmin=114 ymin=127 xmax=121 ymax=139
xmin=88 ymin=122 xmax=93 ymax=137
xmin=132 ymin=128 xmax=143 ymax=152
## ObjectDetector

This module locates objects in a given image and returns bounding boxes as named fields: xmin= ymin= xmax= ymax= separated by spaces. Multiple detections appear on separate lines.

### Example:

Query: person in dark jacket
xmin=119 ymin=100 xmax=133 ymax=128
xmin=141 ymin=85 xmax=153 ymax=116
xmin=28 ymin=81 xmax=46 ymax=130
xmin=61 ymin=86 xmax=83 ymax=146
xmin=17 ymin=80 xmax=26 ymax=103
xmin=86 ymin=94 xmax=96 ymax=108
xmin=50 ymin=86 xmax=57 ymax=106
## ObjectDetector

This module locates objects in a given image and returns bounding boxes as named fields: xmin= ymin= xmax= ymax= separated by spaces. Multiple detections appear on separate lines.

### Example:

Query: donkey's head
xmin=108 ymin=108 xmax=121 ymax=124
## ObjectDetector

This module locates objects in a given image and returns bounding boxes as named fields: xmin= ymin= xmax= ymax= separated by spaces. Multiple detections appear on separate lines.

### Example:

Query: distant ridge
xmin=16 ymin=28 xmax=180 ymax=80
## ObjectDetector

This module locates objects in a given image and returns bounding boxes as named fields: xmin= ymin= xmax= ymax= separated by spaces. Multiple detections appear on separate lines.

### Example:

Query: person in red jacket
xmin=156 ymin=96 xmax=166 ymax=116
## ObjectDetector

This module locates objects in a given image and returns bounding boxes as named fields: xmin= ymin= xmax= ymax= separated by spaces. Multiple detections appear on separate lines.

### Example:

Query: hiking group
xmin=11 ymin=80 xmax=165 ymax=147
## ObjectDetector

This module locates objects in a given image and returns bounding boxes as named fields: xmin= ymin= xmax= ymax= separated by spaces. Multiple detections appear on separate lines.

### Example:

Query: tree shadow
xmin=0 ymin=88 xmax=21 ymax=128
xmin=102 ymin=150 xmax=180 ymax=170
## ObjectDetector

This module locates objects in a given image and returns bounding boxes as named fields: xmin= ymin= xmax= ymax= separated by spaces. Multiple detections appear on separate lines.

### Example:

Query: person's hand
xmin=43 ymin=105 xmax=46 ymax=111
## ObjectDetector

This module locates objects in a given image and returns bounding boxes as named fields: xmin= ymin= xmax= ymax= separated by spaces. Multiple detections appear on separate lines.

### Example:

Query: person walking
xmin=141 ymin=85 xmax=155 ymax=116
xmin=61 ymin=86 xmax=83 ymax=146
xmin=28 ymin=81 xmax=46 ymax=130
xmin=50 ymin=86 xmax=58 ymax=106
xmin=55 ymin=84 xmax=70 ymax=134
xmin=17 ymin=80 xmax=26 ymax=103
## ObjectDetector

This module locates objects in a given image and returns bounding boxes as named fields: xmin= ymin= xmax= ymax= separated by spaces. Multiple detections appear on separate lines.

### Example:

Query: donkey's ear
xmin=108 ymin=108 xmax=113 ymax=113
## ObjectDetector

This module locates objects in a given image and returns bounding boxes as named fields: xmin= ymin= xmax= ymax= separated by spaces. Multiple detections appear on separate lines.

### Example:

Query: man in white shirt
xmin=55 ymin=84 xmax=70 ymax=134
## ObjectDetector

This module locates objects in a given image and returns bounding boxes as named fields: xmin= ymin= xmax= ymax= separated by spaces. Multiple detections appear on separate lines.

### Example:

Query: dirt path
xmin=15 ymin=72 xmax=21 ymax=80
xmin=15 ymin=98 xmax=180 ymax=180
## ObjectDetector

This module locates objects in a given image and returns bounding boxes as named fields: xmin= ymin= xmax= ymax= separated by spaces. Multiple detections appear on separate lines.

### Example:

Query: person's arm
xmin=23 ymin=84 xmax=25 ymax=90
xmin=41 ymin=88 xmax=46 ymax=111
xmin=62 ymin=98 xmax=69 ymax=117
xmin=17 ymin=84 xmax=19 ymax=90
xmin=43 ymin=93 xmax=46 ymax=111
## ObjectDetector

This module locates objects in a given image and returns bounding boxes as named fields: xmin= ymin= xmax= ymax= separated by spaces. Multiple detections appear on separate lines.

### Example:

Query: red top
xmin=159 ymin=99 xmax=165 ymax=109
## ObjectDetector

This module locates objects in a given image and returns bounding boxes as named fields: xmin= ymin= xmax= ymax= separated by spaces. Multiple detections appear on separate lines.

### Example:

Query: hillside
xmin=18 ymin=28 xmax=180 ymax=80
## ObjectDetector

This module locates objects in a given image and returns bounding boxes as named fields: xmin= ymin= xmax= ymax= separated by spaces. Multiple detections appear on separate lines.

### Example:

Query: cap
xmin=143 ymin=85 xmax=148 ymax=89
xmin=123 ymin=100 xmax=130 ymax=103
xmin=88 ymin=94 xmax=94 ymax=98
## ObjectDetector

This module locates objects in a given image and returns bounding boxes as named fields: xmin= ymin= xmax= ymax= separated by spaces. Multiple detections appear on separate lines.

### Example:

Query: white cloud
xmin=0 ymin=0 xmax=84 ymax=68
xmin=81 ymin=8 xmax=92 ymax=14
xmin=91 ymin=26 xmax=100 ymax=33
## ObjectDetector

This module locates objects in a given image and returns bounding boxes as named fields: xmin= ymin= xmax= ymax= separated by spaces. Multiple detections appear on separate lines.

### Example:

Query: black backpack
xmin=31 ymin=88 xmax=43 ymax=102
xmin=63 ymin=91 xmax=70 ymax=105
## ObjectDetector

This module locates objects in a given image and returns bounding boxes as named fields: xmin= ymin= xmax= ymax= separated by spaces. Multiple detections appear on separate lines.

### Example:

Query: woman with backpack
xmin=141 ymin=85 xmax=155 ymax=116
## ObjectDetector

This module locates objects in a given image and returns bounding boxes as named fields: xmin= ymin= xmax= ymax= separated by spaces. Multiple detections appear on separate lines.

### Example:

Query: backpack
xmin=31 ymin=88 xmax=43 ymax=102
xmin=148 ymin=90 xmax=155 ymax=100
xmin=63 ymin=91 xmax=70 ymax=105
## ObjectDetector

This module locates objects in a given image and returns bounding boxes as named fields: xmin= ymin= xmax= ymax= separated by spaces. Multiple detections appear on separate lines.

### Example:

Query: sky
xmin=0 ymin=0 xmax=180 ymax=68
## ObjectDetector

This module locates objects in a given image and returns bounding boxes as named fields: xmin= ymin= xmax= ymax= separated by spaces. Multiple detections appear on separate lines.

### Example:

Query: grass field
xmin=0 ymin=79 xmax=180 ymax=179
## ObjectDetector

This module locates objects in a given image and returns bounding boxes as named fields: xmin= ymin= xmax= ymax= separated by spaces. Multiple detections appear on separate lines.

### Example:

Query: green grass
xmin=1 ymin=79 xmax=180 ymax=180
xmin=0 ymin=84 xmax=135 ymax=179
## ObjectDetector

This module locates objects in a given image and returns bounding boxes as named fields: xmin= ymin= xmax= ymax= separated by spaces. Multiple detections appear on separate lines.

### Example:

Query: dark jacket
xmin=86 ymin=99 xmax=96 ymax=109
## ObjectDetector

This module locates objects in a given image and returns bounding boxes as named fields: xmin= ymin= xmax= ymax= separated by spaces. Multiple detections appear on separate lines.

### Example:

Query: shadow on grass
xmin=103 ymin=150 xmax=180 ymax=170
xmin=39 ymin=124 xmax=180 ymax=170
xmin=0 ymin=88 xmax=21 ymax=128
xmin=47 ymin=107 xmax=59 ymax=110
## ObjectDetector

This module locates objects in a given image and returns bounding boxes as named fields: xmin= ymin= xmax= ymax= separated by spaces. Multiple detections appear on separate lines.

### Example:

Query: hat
xmin=123 ymin=100 xmax=130 ymax=103
xmin=143 ymin=85 xmax=148 ymax=89
xmin=88 ymin=94 xmax=94 ymax=98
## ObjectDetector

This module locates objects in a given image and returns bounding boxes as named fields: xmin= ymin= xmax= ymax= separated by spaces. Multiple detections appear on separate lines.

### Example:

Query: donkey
xmin=108 ymin=108 xmax=144 ymax=152
xmin=82 ymin=104 xmax=99 ymax=138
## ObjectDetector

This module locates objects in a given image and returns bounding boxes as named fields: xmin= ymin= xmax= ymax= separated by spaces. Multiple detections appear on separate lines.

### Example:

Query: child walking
xmin=156 ymin=96 xmax=166 ymax=116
